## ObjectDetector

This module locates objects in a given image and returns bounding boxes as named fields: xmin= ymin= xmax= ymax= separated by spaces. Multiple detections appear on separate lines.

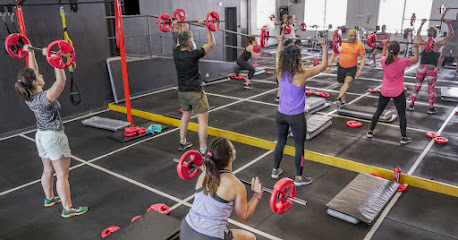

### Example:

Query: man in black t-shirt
xmin=173 ymin=18 xmax=215 ymax=154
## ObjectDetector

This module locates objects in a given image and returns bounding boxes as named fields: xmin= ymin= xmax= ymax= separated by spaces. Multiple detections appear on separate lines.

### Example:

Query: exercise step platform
xmin=441 ymin=87 xmax=458 ymax=102
xmin=337 ymin=104 xmax=398 ymax=123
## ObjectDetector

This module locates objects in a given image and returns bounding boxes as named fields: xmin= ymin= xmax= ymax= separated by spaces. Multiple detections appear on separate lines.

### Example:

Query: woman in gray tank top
xmin=180 ymin=137 xmax=263 ymax=240
xmin=15 ymin=45 xmax=87 ymax=218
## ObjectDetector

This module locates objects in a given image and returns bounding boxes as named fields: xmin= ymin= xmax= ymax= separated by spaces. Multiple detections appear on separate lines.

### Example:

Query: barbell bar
xmin=439 ymin=4 xmax=458 ymax=14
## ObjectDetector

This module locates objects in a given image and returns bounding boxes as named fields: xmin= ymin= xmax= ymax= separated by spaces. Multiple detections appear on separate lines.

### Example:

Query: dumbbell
xmin=4 ymin=33 xmax=75 ymax=69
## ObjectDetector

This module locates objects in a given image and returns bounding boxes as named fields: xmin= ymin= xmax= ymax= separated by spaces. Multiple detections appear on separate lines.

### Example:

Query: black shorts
xmin=337 ymin=65 xmax=357 ymax=83
xmin=375 ymin=46 xmax=383 ymax=51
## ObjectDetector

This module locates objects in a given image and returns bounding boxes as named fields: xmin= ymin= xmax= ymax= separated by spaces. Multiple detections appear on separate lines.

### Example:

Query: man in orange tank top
xmin=327 ymin=29 xmax=366 ymax=105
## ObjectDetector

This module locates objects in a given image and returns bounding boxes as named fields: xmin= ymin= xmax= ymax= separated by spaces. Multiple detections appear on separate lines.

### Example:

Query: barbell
xmin=158 ymin=10 xmax=224 ymax=32
xmin=408 ymin=13 xmax=445 ymax=26
xmin=4 ymin=33 xmax=75 ymax=69
xmin=439 ymin=4 xmax=458 ymax=14
xmin=174 ymin=150 xmax=308 ymax=215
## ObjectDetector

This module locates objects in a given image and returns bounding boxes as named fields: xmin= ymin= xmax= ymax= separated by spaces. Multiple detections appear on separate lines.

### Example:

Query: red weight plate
xmin=266 ymin=71 xmax=274 ymax=75
xmin=426 ymin=132 xmax=439 ymax=138
xmin=261 ymin=65 xmax=267 ymax=68
xmin=229 ymin=74 xmax=236 ymax=79
xmin=177 ymin=150 xmax=203 ymax=180
xmin=270 ymin=178 xmax=295 ymax=214
xmin=4 ymin=33 xmax=30 ymax=59
xmin=146 ymin=203 xmax=170 ymax=215
xmin=319 ymin=92 xmax=329 ymax=98
xmin=237 ymin=76 xmax=246 ymax=80
xmin=313 ymin=57 xmax=319 ymax=66
xmin=410 ymin=13 xmax=416 ymax=27
xmin=300 ymin=22 xmax=307 ymax=31
xmin=368 ymin=88 xmax=377 ymax=93
xmin=366 ymin=34 xmax=376 ymax=48
xmin=131 ymin=215 xmax=141 ymax=222
xmin=174 ymin=8 xmax=186 ymax=21
xmin=346 ymin=120 xmax=362 ymax=128
xmin=332 ymin=30 xmax=339 ymax=53
xmin=206 ymin=11 xmax=221 ymax=31
xmin=283 ymin=25 xmax=291 ymax=35
xmin=434 ymin=137 xmax=448 ymax=144
xmin=101 ymin=226 xmax=120 ymax=238
xmin=439 ymin=4 xmax=445 ymax=14
xmin=253 ymin=44 xmax=261 ymax=53
xmin=397 ymin=183 xmax=407 ymax=192
xmin=158 ymin=13 xmax=173 ymax=32
xmin=269 ymin=14 xmax=275 ymax=21
xmin=314 ymin=91 xmax=322 ymax=96
xmin=137 ymin=127 xmax=147 ymax=135
xmin=179 ymin=108 xmax=183 ymax=113
xmin=46 ymin=40 xmax=75 ymax=69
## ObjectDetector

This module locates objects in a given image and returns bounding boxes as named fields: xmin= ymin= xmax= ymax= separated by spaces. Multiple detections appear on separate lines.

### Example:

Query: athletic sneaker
xmin=44 ymin=196 xmax=61 ymax=207
xmin=408 ymin=103 xmax=414 ymax=111
xmin=367 ymin=130 xmax=374 ymax=138
xmin=271 ymin=168 xmax=283 ymax=178
xmin=294 ymin=176 xmax=313 ymax=186
xmin=61 ymin=205 xmax=88 ymax=218
xmin=275 ymin=96 xmax=280 ymax=102
xmin=178 ymin=141 xmax=193 ymax=151
xmin=400 ymin=136 xmax=412 ymax=145
xmin=244 ymin=84 xmax=254 ymax=90
xmin=334 ymin=98 xmax=345 ymax=107
xmin=427 ymin=107 xmax=437 ymax=115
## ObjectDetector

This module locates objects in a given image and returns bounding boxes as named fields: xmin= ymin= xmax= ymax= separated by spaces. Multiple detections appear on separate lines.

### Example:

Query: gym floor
xmin=1 ymin=45 xmax=458 ymax=240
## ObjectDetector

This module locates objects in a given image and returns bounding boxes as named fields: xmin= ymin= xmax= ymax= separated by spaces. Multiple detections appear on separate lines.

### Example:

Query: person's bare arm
xmin=381 ymin=39 xmax=388 ymax=58
xmin=441 ymin=7 xmax=450 ymax=21
xmin=24 ymin=45 xmax=39 ymax=72
xmin=298 ymin=37 xmax=328 ymax=82
xmin=46 ymin=67 xmax=66 ymax=103
xmin=201 ymin=18 xmax=215 ymax=55
xmin=233 ymin=177 xmax=263 ymax=223
xmin=417 ymin=19 xmax=426 ymax=44
xmin=275 ymin=34 xmax=284 ymax=80
xmin=357 ymin=53 xmax=366 ymax=77
xmin=247 ymin=45 xmax=259 ymax=59
xmin=412 ymin=41 xmax=420 ymax=64
xmin=326 ymin=52 xmax=337 ymax=73
xmin=437 ymin=20 xmax=454 ymax=45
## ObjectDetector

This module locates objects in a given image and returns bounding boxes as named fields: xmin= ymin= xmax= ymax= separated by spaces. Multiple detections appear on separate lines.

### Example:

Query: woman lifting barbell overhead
xmin=327 ymin=28 xmax=366 ymax=106
xmin=408 ymin=18 xmax=454 ymax=114
xmin=15 ymin=44 xmax=88 ymax=218
xmin=180 ymin=137 xmax=262 ymax=240
xmin=272 ymin=34 xmax=328 ymax=186
xmin=437 ymin=7 xmax=458 ymax=75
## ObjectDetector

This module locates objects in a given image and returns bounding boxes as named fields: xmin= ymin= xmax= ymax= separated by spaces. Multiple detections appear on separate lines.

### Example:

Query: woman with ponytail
xmin=181 ymin=137 xmax=263 ymax=240
xmin=367 ymin=39 xmax=419 ymax=145
xmin=16 ymin=45 xmax=87 ymax=218
xmin=235 ymin=36 xmax=259 ymax=90
xmin=408 ymin=18 xmax=453 ymax=114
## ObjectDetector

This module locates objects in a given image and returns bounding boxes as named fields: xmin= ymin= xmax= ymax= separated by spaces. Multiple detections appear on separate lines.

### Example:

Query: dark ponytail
xmin=15 ymin=68 xmax=36 ymax=101
xmin=385 ymin=41 xmax=400 ymax=65
xmin=246 ymin=35 xmax=256 ymax=48
xmin=202 ymin=137 xmax=233 ymax=196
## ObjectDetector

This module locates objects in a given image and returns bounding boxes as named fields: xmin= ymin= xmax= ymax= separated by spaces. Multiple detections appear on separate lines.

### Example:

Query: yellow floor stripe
xmin=109 ymin=103 xmax=458 ymax=198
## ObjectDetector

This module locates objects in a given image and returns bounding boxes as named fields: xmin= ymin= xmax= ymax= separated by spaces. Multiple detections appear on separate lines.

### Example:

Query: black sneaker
xmin=244 ymin=84 xmax=254 ymax=90
xmin=294 ymin=176 xmax=313 ymax=186
xmin=178 ymin=141 xmax=193 ymax=151
xmin=400 ymin=136 xmax=411 ymax=145
xmin=408 ymin=103 xmax=414 ymax=111
xmin=367 ymin=130 xmax=374 ymax=138
xmin=427 ymin=107 xmax=437 ymax=115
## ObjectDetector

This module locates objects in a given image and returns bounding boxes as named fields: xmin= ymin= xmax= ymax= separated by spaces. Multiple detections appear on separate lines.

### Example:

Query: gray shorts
xmin=35 ymin=130 xmax=71 ymax=161
xmin=441 ymin=41 xmax=458 ymax=57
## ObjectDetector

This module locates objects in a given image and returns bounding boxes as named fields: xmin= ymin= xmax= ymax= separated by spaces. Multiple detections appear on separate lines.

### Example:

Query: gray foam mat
xmin=338 ymin=105 xmax=398 ymax=123
xmin=326 ymin=173 xmax=399 ymax=224
xmin=441 ymin=87 xmax=458 ymax=102
xmin=306 ymin=115 xmax=332 ymax=140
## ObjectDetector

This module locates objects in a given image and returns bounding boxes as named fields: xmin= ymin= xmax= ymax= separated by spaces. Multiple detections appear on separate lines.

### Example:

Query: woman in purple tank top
xmin=271 ymin=35 xmax=328 ymax=186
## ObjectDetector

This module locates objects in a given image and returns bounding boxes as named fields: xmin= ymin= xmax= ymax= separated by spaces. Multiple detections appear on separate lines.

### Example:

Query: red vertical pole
xmin=15 ymin=3 xmax=29 ymax=67
xmin=115 ymin=0 xmax=133 ymax=126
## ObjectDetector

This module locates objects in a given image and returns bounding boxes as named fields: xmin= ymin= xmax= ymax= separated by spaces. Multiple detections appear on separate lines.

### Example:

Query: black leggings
xmin=370 ymin=92 xmax=407 ymax=137
xmin=236 ymin=60 xmax=255 ymax=79
xmin=274 ymin=111 xmax=306 ymax=176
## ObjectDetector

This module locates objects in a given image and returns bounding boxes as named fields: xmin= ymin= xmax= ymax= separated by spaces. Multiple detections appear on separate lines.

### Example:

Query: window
xmin=304 ymin=0 xmax=347 ymax=30
xmin=325 ymin=0 xmax=347 ymax=30
xmin=378 ymin=0 xmax=406 ymax=33
xmin=402 ymin=0 xmax=433 ymax=35
xmin=304 ymin=0 xmax=325 ymax=30
xmin=256 ymin=0 xmax=276 ymax=31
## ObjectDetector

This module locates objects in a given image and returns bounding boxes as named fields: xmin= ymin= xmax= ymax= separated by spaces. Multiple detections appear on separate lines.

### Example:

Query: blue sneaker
xmin=61 ymin=205 xmax=88 ymax=218
xmin=44 ymin=196 xmax=61 ymax=207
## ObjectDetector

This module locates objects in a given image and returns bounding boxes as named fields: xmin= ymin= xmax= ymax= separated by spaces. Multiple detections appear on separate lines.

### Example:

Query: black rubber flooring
xmin=1 ymin=45 xmax=457 ymax=240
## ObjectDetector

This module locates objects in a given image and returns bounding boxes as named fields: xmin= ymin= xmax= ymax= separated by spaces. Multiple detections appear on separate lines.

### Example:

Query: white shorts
xmin=35 ymin=130 xmax=71 ymax=161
